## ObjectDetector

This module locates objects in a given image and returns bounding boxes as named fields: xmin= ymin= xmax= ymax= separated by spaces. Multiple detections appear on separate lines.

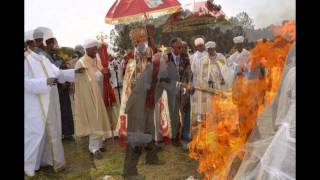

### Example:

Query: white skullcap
xmin=205 ymin=41 xmax=216 ymax=49
xmin=233 ymin=36 xmax=244 ymax=44
xmin=44 ymin=30 xmax=55 ymax=42
xmin=33 ymin=26 xmax=51 ymax=39
xmin=194 ymin=38 xmax=205 ymax=46
xmin=25 ymin=30 xmax=34 ymax=42
xmin=83 ymin=39 xmax=98 ymax=49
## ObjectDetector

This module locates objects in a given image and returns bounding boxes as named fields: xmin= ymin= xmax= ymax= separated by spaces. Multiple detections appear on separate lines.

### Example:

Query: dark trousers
xmin=58 ymin=85 xmax=74 ymax=137
xmin=181 ymin=110 xmax=191 ymax=142
xmin=167 ymin=93 xmax=181 ymax=140
xmin=123 ymin=141 xmax=159 ymax=177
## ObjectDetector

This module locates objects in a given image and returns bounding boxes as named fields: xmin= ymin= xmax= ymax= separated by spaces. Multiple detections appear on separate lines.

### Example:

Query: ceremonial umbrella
xmin=105 ymin=0 xmax=181 ymax=25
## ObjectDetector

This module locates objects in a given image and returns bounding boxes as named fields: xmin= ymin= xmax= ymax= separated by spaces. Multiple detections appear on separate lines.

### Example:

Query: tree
xmin=112 ymin=24 xmax=133 ymax=54
xmin=235 ymin=12 xmax=254 ymax=30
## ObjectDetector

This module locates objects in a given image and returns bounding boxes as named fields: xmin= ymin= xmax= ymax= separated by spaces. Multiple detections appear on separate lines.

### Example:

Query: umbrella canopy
xmin=105 ymin=0 xmax=181 ymax=25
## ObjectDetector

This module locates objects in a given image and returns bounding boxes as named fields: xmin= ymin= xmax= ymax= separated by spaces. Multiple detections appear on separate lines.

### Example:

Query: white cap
xmin=33 ymin=26 xmax=51 ymax=39
xmin=44 ymin=30 xmax=55 ymax=42
xmin=24 ymin=30 xmax=34 ymax=42
xmin=83 ymin=39 xmax=99 ymax=49
xmin=194 ymin=38 xmax=205 ymax=46
xmin=205 ymin=41 xmax=216 ymax=49
xmin=233 ymin=36 xmax=244 ymax=44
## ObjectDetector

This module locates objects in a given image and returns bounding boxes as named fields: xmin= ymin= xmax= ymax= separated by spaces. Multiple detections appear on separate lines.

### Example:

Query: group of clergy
xmin=24 ymin=25 xmax=252 ymax=179
xmin=24 ymin=27 xmax=115 ymax=177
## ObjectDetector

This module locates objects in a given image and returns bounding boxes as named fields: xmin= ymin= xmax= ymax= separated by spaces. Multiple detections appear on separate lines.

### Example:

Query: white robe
xmin=24 ymin=50 xmax=75 ymax=173
xmin=226 ymin=49 xmax=250 ymax=84
xmin=208 ymin=53 xmax=231 ymax=91
xmin=190 ymin=51 xmax=212 ymax=121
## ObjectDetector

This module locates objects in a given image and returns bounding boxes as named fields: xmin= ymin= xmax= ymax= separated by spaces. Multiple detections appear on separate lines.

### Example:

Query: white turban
xmin=194 ymin=38 xmax=205 ymax=46
xmin=205 ymin=41 xmax=216 ymax=49
xmin=44 ymin=30 xmax=55 ymax=42
xmin=33 ymin=26 xmax=51 ymax=39
xmin=233 ymin=36 xmax=244 ymax=44
xmin=24 ymin=30 xmax=34 ymax=42
xmin=83 ymin=39 xmax=98 ymax=49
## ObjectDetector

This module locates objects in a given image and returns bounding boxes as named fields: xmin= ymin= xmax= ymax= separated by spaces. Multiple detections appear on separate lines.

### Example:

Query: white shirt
xmin=171 ymin=53 xmax=180 ymax=67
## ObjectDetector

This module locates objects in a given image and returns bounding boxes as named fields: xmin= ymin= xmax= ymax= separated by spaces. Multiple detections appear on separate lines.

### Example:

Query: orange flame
xmin=189 ymin=20 xmax=295 ymax=180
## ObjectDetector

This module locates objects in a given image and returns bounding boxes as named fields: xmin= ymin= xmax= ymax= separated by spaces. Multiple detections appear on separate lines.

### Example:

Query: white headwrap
xmin=233 ymin=36 xmax=244 ymax=44
xmin=194 ymin=38 xmax=205 ymax=46
xmin=24 ymin=30 xmax=34 ymax=42
xmin=205 ymin=41 xmax=216 ymax=49
xmin=33 ymin=27 xmax=55 ymax=46
xmin=83 ymin=39 xmax=98 ymax=49
xmin=33 ymin=27 xmax=51 ymax=39
xmin=44 ymin=30 xmax=55 ymax=42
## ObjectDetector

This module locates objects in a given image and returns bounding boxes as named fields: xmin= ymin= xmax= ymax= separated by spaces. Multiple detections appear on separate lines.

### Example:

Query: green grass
xmin=26 ymin=139 xmax=201 ymax=180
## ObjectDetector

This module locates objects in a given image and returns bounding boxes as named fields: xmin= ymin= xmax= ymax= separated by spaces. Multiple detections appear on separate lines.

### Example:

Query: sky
xmin=25 ymin=0 xmax=295 ymax=47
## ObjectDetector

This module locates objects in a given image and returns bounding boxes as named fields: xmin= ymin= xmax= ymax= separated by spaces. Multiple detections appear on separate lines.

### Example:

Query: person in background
xmin=43 ymin=31 xmax=74 ymax=140
xmin=190 ymin=37 xmax=211 ymax=125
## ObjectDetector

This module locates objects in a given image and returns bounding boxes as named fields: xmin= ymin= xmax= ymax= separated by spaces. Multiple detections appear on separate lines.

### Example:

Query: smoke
xmin=246 ymin=0 xmax=295 ymax=29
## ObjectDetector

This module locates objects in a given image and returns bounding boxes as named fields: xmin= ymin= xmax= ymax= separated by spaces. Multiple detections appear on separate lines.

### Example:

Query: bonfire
xmin=188 ymin=20 xmax=296 ymax=180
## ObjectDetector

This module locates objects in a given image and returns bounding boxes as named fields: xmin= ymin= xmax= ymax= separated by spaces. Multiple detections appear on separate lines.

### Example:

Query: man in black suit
xmin=156 ymin=37 xmax=194 ymax=146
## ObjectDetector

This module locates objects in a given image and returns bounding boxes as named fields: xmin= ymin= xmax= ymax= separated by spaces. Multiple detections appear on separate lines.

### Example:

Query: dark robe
xmin=58 ymin=63 xmax=74 ymax=137
xmin=47 ymin=50 xmax=74 ymax=137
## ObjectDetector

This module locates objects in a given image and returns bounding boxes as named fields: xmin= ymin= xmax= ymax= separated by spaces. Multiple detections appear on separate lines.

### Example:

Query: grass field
xmin=26 ymin=138 xmax=201 ymax=180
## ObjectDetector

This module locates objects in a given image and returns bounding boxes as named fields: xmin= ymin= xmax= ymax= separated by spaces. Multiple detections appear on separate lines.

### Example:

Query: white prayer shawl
xmin=190 ymin=51 xmax=213 ymax=120
xmin=24 ymin=50 xmax=75 ymax=172
xmin=226 ymin=49 xmax=250 ymax=83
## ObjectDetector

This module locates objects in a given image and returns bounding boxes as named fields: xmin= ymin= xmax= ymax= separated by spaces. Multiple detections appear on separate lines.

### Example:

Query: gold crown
xmin=129 ymin=27 xmax=147 ymax=43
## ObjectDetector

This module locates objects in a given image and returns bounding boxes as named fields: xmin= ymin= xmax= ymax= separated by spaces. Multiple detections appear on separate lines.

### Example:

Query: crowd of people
xmin=24 ymin=25 xmax=258 ymax=179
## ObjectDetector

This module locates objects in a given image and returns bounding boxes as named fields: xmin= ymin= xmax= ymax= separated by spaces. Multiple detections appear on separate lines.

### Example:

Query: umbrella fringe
xmin=105 ymin=5 xmax=181 ymax=25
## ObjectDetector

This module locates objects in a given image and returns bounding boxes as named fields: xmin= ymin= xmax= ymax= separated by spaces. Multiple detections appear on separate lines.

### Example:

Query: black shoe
xmin=93 ymin=150 xmax=103 ymax=160
xmin=100 ymin=147 xmax=106 ymax=152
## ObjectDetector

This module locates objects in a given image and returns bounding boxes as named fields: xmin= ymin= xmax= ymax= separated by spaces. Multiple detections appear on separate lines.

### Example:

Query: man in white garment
xmin=190 ymin=37 xmax=212 ymax=124
xmin=205 ymin=41 xmax=226 ymax=91
xmin=226 ymin=36 xmax=250 ymax=84
xmin=24 ymin=29 xmax=85 ymax=177
xmin=25 ymin=30 xmax=36 ymax=55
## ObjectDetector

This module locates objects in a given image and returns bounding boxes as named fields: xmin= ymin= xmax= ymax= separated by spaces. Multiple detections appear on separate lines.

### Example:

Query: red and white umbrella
xmin=105 ymin=0 xmax=181 ymax=25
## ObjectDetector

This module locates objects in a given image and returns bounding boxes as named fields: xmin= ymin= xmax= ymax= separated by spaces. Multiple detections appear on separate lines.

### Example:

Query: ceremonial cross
xmin=96 ymin=31 xmax=108 ymax=43
xmin=159 ymin=45 xmax=167 ymax=56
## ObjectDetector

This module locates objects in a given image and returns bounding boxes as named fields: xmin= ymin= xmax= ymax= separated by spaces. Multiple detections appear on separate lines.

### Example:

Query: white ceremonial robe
xmin=24 ymin=50 xmax=75 ymax=173
xmin=226 ymin=49 xmax=250 ymax=84
xmin=208 ymin=53 xmax=228 ymax=91
xmin=190 ymin=51 xmax=212 ymax=121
